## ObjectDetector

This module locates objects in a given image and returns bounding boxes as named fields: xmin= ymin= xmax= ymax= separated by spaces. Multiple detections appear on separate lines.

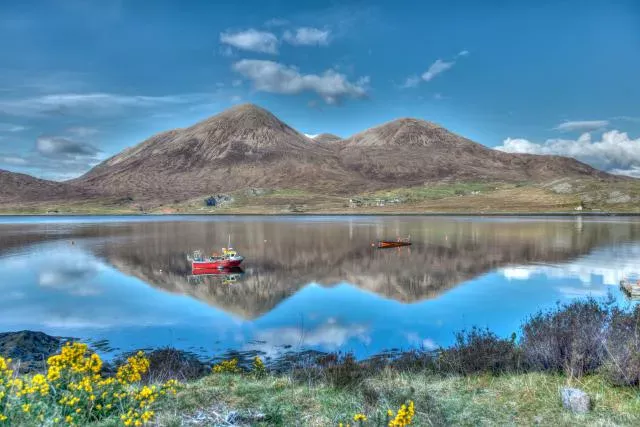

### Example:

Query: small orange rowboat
xmin=372 ymin=236 xmax=412 ymax=249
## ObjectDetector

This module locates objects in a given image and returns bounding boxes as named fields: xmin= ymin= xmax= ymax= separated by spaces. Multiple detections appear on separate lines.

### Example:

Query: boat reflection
xmin=188 ymin=267 xmax=245 ymax=285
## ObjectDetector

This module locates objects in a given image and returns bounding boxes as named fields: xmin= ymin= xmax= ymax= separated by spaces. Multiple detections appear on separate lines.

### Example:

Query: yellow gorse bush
xmin=339 ymin=400 xmax=415 ymax=427
xmin=0 ymin=343 xmax=181 ymax=425
xmin=212 ymin=358 xmax=242 ymax=373
xmin=388 ymin=400 xmax=415 ymax=427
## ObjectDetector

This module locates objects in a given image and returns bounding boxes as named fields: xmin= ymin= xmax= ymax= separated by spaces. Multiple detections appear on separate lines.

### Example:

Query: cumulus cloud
xmin=220 ymin=29 xmax=279 ymax=54
xmin=553 ymin=120 xmax=609 ymax=132
xmin=232 ymin=59 xmax=369 ymax=104
xmin=283 ymin=27 xmax=331 ymax=46
xmin=495 ymin=130 xmax=640 ymax=176
xmin=458 ymin=50 xmax=470 ymax=57
xmin=0 ymin=92 xmax=203 ymax=117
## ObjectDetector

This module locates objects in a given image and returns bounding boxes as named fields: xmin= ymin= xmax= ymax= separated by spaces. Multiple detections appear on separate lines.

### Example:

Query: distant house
xmin=575 ymin=205 xmax=583 ymax=211
xmin=205 ymin=196 xmax=217 ymax=207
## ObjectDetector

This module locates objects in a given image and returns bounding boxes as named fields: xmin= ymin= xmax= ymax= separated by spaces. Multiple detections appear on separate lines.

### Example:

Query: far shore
xmin=1 ymin=211 xmax=640 ymax=217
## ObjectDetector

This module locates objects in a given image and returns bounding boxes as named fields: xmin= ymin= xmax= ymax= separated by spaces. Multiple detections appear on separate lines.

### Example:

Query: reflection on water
xmin=0 ymin=215 xmax=639 ymax=359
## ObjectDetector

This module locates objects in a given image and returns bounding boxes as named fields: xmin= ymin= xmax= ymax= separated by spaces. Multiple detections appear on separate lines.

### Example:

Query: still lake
xmin=1 ymin=215 xmax=638 ymax=360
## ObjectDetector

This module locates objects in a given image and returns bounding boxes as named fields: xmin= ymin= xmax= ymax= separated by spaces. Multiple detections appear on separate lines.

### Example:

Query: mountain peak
xmin=342 ymin=116 xmax=447 ymax=147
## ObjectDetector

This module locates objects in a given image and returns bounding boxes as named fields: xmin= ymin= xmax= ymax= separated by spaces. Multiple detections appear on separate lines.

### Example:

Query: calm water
xmin=1 ymin=215 xmax=638 ymax=360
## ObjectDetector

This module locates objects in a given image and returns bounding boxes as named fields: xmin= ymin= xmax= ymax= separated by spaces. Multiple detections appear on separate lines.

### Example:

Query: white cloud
xmin=400 ymin=75 xmax=420 ymax=89
xmin=422 ymin=59 xmax=455 ymax=82
xmin=304 ymin=133 xmax=319 ymax=138
xmin=264 ymin=18 xmax=289 ymax=27
xmin=283 ymin=27 xmax=330 ymax=46
xmin=0 ymin=123 xmax=28 ymax=132
xmin=0 ymin=156 xmax=28 ymax=165
xmin=554 ymin=120 xmax=609 ymax=132
xmin=244 ymin=320 xmax=370 ymax=358
xmin=402 ymin=52 xmax=468 ymax=89
xmin=36 ymin=136 xmax=100 ymax=158
xmin=220 ymin=29 xmax=279 ymax=54
xmin=0 ymin=93 xmax=203 ymax=117
xmin=66 ymin=126 xmax=99 ymax=137
xmin=495 ymin=130 xmax=640 ymax=176
xmin=232 ymin=59 xmax=369 ymax=104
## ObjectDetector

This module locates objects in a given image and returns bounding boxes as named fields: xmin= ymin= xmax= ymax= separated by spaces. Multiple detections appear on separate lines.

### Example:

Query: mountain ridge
xmin=0 ymin=103 xmax=630 ymax=208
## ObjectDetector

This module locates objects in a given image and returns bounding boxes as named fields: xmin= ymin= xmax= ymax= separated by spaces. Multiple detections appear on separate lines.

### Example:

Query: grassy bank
xmin=2 ymin=299 xmax=640 ymax=426
xmin=3 ymin=179 xmax=640 ymax=215
xmin=152 ymin=370 xmax=640 ymax=426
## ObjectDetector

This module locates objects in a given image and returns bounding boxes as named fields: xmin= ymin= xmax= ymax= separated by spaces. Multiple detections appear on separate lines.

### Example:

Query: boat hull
xmin=192 ymin=257 xmax=243 ymax=270
xmin=375 ymin=241 xmax=411 ymax=248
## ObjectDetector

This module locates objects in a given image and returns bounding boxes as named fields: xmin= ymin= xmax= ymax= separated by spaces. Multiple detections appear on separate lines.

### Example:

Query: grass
xmin=3 ymin=178 xmax=640 ymax=214
xmin=150 ymin=370 xmax=640 ymax=426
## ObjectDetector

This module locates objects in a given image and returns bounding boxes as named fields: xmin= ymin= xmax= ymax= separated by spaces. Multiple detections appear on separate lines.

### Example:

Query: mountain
xmin=335 ymin=118 xmax=614 ymax=185
xmin=2 ymin=104 xmax=629 ymax=209
xmin=72 ymin=104 xmax=365 ymax=199
xmin=312 ymin=133 xmax=342 ymax=143
xmin=0 ymin=169 xmax=92 ymax=204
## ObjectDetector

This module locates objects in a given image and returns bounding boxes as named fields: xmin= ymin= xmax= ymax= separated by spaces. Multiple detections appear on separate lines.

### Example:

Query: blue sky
xmin=0 ymin=0 xmax=639 ymax=180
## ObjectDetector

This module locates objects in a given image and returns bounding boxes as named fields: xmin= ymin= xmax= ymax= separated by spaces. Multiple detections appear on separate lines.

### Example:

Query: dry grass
xmin=151 ymin=370 xmax=640 ymax=426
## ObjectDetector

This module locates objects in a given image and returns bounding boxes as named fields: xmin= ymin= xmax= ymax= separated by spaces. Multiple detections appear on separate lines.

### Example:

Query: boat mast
xmin=228 ymin=233 xmax=231 ymax=248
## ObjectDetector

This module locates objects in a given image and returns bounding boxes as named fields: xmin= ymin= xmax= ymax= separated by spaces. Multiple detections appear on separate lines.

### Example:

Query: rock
xmin=606 ymin=191 xmax=632 ymax=204
xmin=0 ymin=331 xmax=65 ymax=372
xmin=551 ymin=182 xmax=573 ymax=194
xmin=225 ymin=411 xmax=240 ymax=424
xmin=560 ymin=387 xmax=591 ymax=413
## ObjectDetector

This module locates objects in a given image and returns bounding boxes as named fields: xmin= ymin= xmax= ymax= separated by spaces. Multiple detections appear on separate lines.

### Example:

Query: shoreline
xmin=1 ymin=211 xmax=639 ymax=217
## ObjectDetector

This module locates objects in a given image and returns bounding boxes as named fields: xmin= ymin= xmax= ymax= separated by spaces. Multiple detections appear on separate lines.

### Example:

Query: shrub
xmin=520 ymin=299 xmax=609 ymax=377
xmin=316 ymin=353 xmax=369 ymax=389
xmin=601 ymin=305 xmax=640 ymax=386
xmin=0 ymin=342 xmax=180 ymax=426
xmin=437 ymin=327 xmax=519 ymax=375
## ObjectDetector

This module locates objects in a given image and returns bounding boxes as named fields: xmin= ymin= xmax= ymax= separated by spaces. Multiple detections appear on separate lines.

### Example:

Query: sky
xmin=0 ymin=0 xmax=639 ymax=180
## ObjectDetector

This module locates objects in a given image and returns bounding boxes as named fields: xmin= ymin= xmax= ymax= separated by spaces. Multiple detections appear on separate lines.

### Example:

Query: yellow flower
xmin=22 ymin=403 xmax=30 ymax=413
xmin=0 ymin=414 xmax=7 ymax=422
xmin=354 ymin=413 xmax=367 ymax=422
xmin=212 ymin=358 xmax=241 ymax=373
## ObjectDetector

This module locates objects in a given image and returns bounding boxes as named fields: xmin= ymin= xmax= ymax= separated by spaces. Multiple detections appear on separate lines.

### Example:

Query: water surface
xmin=0 ymin=215 xmax=638 ymax=360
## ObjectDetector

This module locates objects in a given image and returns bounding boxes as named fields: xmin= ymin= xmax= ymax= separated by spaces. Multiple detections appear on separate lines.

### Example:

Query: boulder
xmin=560 ymin=387 xmax=591 ymax=413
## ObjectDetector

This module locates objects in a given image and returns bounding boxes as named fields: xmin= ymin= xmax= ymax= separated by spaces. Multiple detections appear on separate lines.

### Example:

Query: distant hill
xmin=335 ymin=117 xmax=613 ymax=185
xmin=0 ymin=169 xmax=93 ymax=204
xmin=1 ymin=104 xmax=629 ymax=209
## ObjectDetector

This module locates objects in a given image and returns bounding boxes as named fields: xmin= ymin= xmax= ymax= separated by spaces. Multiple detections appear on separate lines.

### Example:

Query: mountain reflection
xmin=64 ymin=217 xmax=640 ymax=319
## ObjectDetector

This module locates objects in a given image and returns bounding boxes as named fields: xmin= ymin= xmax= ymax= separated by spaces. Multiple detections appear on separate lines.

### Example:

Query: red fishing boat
xmin=188 ymin=236 xmax=244 ymax=269
xmin=372 ymin=235 xmax=411 ymax=249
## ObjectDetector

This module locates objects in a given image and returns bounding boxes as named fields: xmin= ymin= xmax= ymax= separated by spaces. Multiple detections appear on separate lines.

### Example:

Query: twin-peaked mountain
xmin=0 ymin=103 xmax=619 ymax=204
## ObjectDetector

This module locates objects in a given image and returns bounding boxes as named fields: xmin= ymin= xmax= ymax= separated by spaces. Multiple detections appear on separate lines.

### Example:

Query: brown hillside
xmin=335 ymin=118 xmax=615 ymax=185
xmin=73 ymin=104 xmax=366 ymax=199
xmin=0 ymin=169 xmax=95 ymax=204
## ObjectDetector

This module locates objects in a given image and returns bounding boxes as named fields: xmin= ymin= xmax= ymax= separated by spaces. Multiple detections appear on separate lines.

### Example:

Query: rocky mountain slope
xmin=72 ymin=104 xmax=365 ymax=199
xmin=1 ymin=104 xmax=628 ymax=207
xmin=335 ymin=118 xmax=613 ymax=185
